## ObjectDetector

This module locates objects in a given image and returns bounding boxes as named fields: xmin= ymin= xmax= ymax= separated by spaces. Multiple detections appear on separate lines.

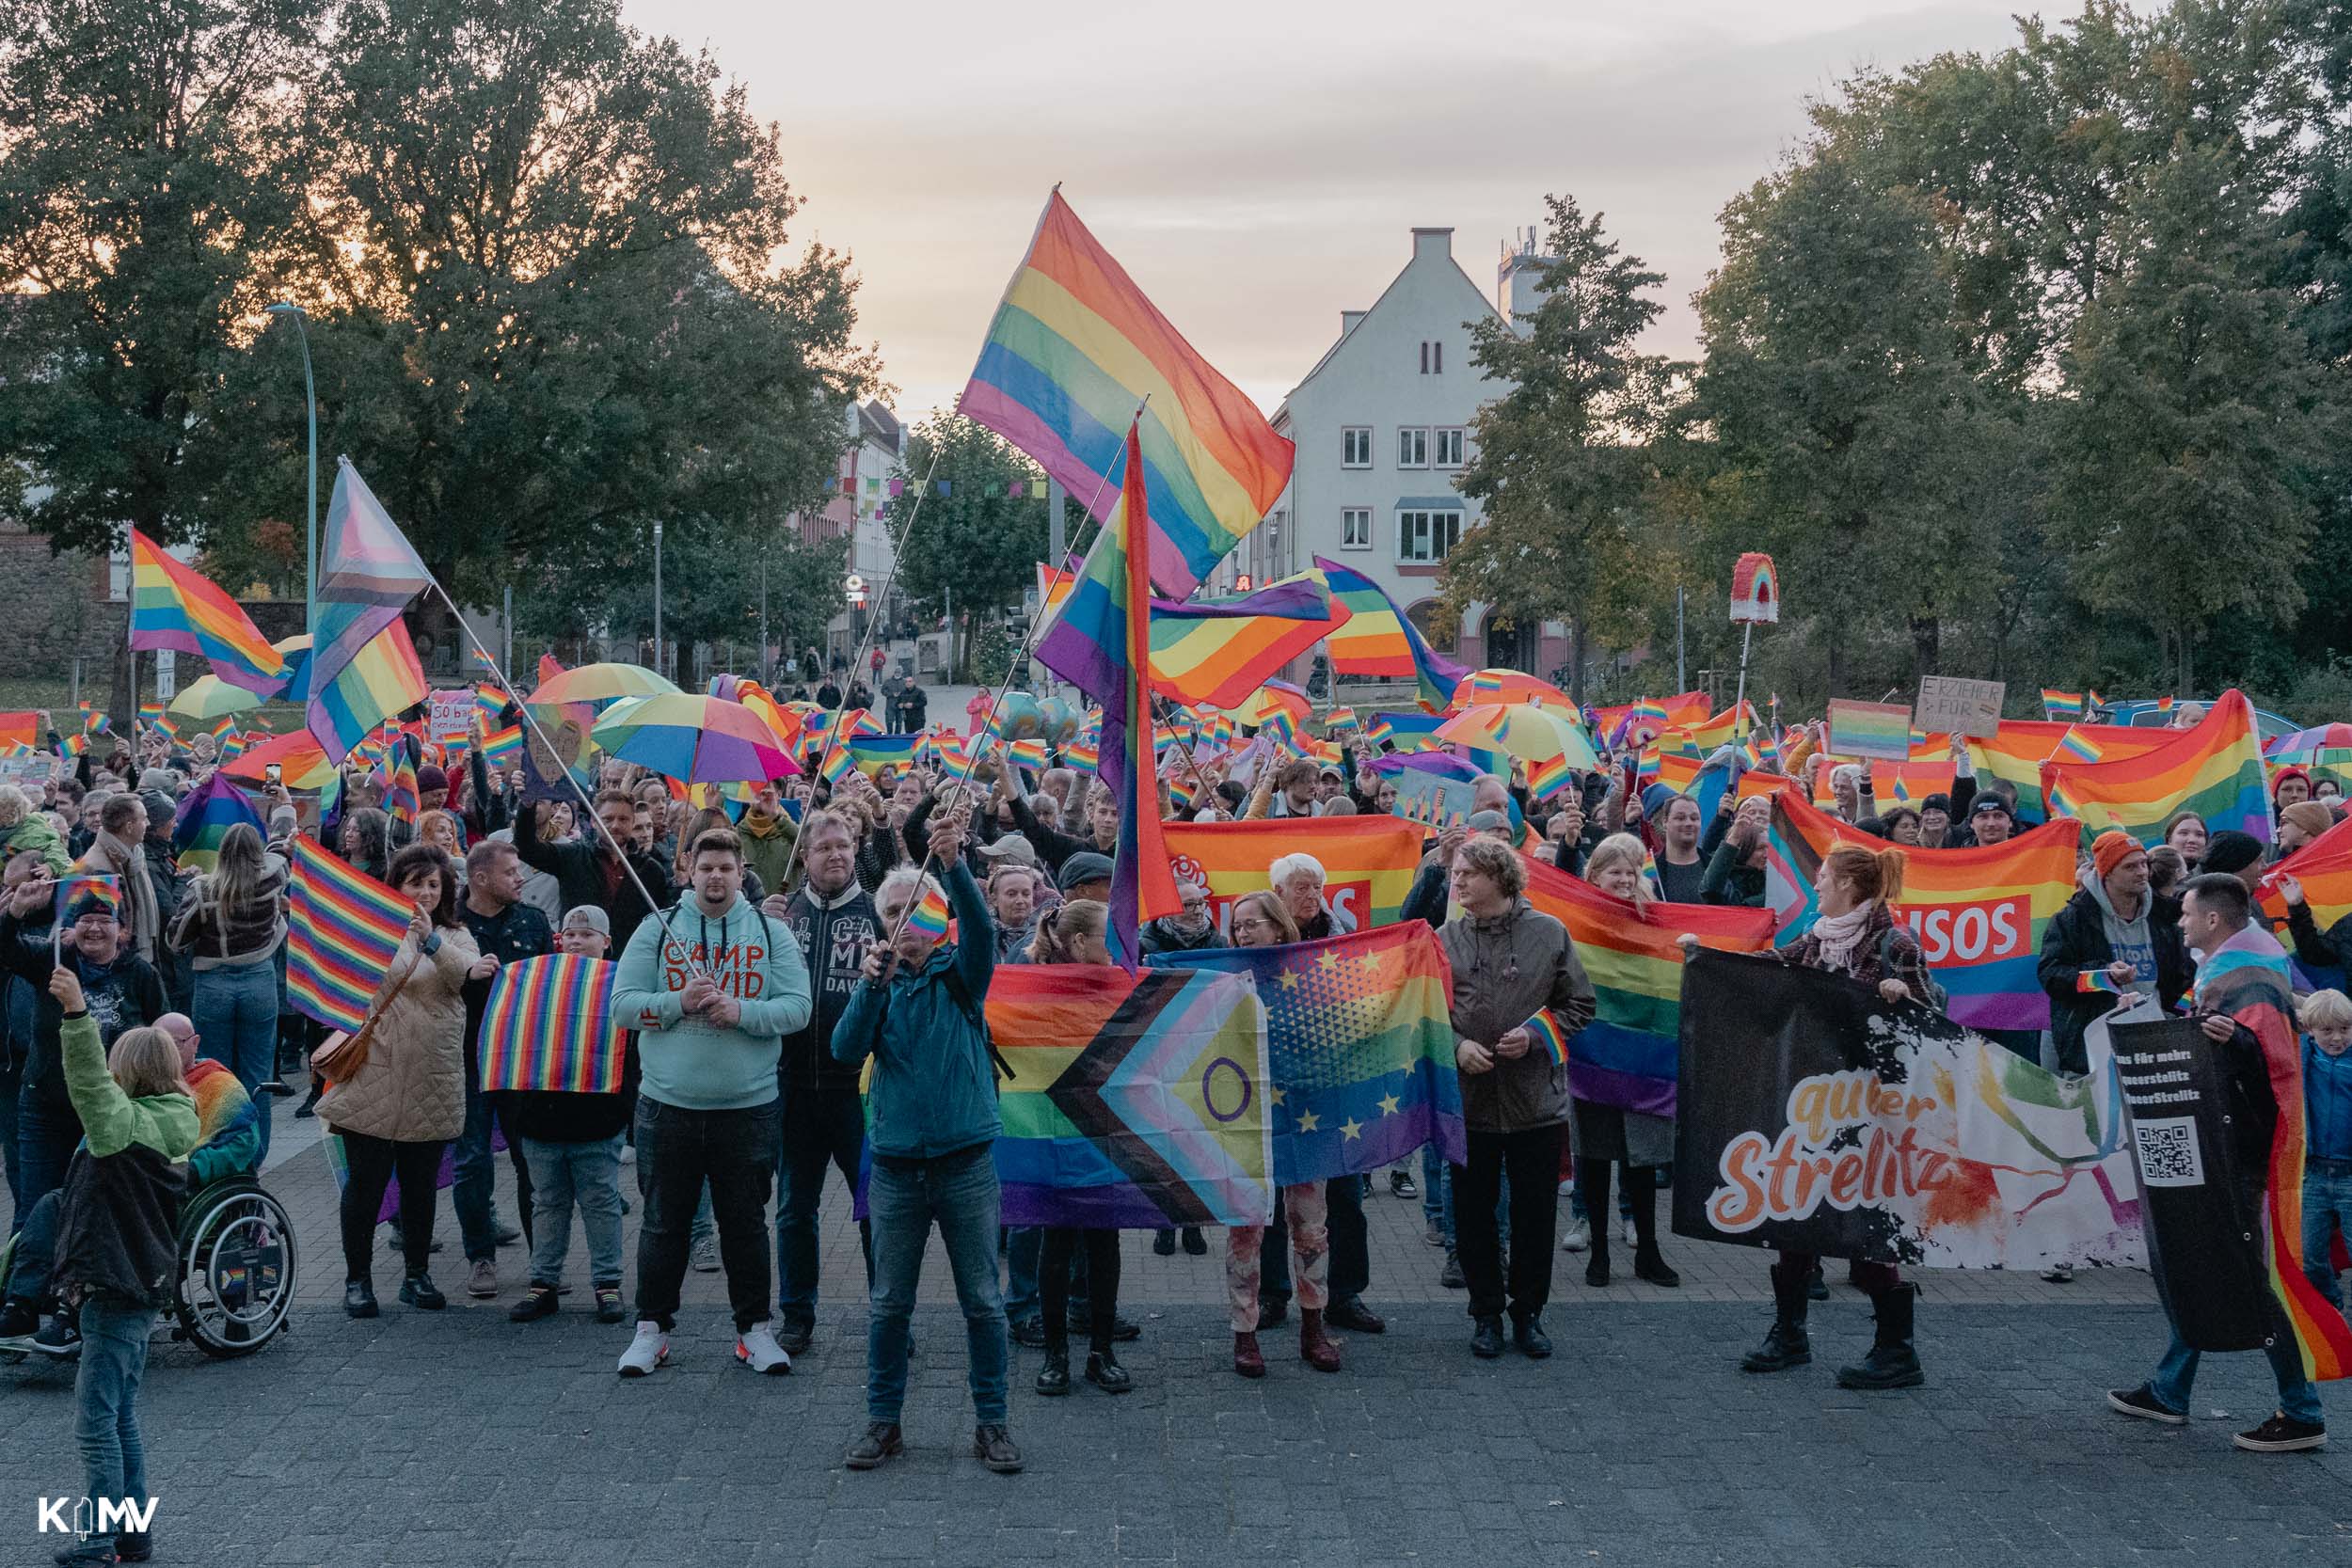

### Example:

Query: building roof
xmin=857 ymin=400 xmax=902 ymax=451
xmin=1272 ymin=229 xmax=1504 ymax=431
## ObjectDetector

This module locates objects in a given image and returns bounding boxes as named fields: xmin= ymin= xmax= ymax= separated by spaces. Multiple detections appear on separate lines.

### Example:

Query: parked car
xmin=2100 ymin=698 xmax=2301 ymax=743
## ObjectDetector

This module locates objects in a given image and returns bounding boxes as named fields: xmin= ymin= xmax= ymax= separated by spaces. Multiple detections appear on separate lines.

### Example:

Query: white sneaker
xmin=736 ymin=1323 xmax=794 ymax=1375
xmin=1620 ymin=1216 xmax=1638 ymax=1247
xmin=617 ymin=1321 xmax=669 ymax=1377
xmin=691 ymin=1236 xmax=721 ymax=1273
xmin=1560 ymin=1216 xmax=1590 ymax=1253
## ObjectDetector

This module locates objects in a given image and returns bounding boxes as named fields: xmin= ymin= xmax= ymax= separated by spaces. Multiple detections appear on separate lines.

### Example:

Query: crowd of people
xmin=0 ymin=684 xmax=2344 ymax=1552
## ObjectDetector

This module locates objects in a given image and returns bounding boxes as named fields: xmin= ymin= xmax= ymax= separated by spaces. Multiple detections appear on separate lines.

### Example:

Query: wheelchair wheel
xmin=174 ymin=1180 xmax=296 ymax=1358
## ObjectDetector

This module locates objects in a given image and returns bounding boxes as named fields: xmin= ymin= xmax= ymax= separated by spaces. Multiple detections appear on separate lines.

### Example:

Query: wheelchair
xmin=0 ymin=1171 xmax=296 ymax=1362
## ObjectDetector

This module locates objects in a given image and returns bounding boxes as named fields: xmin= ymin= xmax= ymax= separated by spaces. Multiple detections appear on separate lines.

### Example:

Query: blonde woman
xmin=166 ymin=822 xmax=287 ymax=1159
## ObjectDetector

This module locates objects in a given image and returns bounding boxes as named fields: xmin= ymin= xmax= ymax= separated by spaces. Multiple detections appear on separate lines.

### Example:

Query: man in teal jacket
xmin=611 ymin=825 xmax=811 ymax=1379
xmin=831 ymin=805 xmax=1022 ymax=1475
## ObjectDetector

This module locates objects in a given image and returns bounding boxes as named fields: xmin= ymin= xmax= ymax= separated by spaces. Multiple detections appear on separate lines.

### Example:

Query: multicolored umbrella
xmin=1227 ymin=679 xmax=1311 ymax=732
xmin=591 ymin=694 xmax=799 ymax=784
xmin=167 ymin=674 xmax=264 ymax=721
xmin=2265 ymin=723 xmax=2352 ymax=769
xmin=221 ymin=726 xmax=337 ymax=792
xmin=1448 ymin=668 xmax=1576 ymax=713
xmin=527 ymin=661 xmax=677 ymax=706
xmin=1434 ymin=702 xmax=1599 ymax=771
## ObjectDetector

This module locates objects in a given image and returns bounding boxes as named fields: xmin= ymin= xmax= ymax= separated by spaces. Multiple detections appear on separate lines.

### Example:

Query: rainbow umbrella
xmin=1227 ymin=680 xmax=1311 ymax=732
xmin=221 ymin=727 xmax=338 ymax=792
xmin=167 ymin=674 xmax=263 ymax=721
xmin=2265 ymin=723 xmax=2352 ymax=769
xmin=1449 ymin=668 xmax=1576 ymax=713
xmin=527 ymin=661 xmax=678 ymax=706
xmin=591 ymin=694 xmax=799 ymax=784
xmin=1434 ymin=702 xmax=1599 ymax=771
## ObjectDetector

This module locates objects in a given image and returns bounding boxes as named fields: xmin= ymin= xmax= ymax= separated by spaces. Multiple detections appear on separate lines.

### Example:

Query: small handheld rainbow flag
xmin=477 ymin=955 xmax=627 ymax=1093
xmin=2041 ymin=689 xmax=2086 ymax=721
xmin=1524 ymin=1008 xmax=1571 ymax=1068
xmin=902 ymin=880 xmax=952 ymax=943
xmin=1325 ymin=706 xmax=1359 ymax=736
xmin=2075 ymin=969 xmax=2128 ymax=995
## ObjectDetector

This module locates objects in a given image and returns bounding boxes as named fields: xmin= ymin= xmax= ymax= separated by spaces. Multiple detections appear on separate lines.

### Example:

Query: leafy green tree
xmin=1444 ymin=194 xmax=1685 ymax=700
xmin=2050 ymin=135 xmax=2331 ymax=696
xmin=891 ymin=413 xmax=1050 ymax=678
xmin=513 ymin=523 xmax=845 ymax=674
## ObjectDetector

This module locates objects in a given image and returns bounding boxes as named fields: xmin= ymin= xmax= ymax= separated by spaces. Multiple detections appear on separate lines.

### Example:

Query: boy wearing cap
xmin=503 ymin=907 xmax=638 ymax=1326
xmin=2040 ymin=831 xmax=2194 ymax=1075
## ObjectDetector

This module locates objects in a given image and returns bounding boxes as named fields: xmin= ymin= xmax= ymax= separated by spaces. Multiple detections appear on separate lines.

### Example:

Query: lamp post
xmin=263 ymin=303 xmax=317 ymax=654
xmin=651 ymin=518 xmax=664 ymax=677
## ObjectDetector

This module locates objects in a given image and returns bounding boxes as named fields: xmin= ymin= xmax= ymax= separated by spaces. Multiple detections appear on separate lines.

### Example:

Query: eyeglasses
xmin=1230 ymin=916 xmax=1273 ymax=935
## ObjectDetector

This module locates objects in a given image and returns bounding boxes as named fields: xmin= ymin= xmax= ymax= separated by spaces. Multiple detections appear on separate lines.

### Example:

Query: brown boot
xmin=1232 ymin=1330 xmax=1265 ymax=1378
xmin=1299 ymin=1307 xmax=1343 ymax=1372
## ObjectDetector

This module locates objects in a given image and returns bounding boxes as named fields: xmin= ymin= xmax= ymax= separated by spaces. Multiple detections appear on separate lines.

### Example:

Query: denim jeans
xmin=1420 ymin=1144 xmax=1451 ymax=1240
xmin=866 ymin=1143 xmax=1009 ymax=1427
xmin=74 ymin=1295 xmax=158 ymax=1528
xmin=453 ymin=1076 xmax=529 ymax=1263
xmin=2303 ymin=1163 xmax=2352 ymax=1308
xmin=1004 ymin=1226 xmax=1042 ymax=1326
xmin=2150 ymin=1314 xmax=2324 ymax=1427
xmin=776 ymin=1081 xmax=871 ymax=1331
xmin=193 ymin=960 xmax=280 ymax=1162
xmin=4 ymin=1188 xmax=59 ymax=1302
xmin=12 ymin=1087 xmax=79 ymax=1226
xmin=632 ymin=1097 xmax=777 ymax=1333
xmin=520 ymin=1134 xmax=627 ymax=1289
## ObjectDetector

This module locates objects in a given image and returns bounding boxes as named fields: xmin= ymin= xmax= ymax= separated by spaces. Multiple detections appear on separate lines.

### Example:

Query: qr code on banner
xmin=2133 ymin=1117 xmax=2206 ymax=1187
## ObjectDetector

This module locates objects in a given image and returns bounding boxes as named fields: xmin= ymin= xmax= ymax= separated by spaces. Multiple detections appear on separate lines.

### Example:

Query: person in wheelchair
xmin=0 ymin=1009 xmax=259 ymax=1356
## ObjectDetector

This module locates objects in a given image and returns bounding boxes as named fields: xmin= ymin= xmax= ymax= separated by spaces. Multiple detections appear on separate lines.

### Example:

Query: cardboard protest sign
xmin=1915 ymin=676 xmax=2004 ymax=739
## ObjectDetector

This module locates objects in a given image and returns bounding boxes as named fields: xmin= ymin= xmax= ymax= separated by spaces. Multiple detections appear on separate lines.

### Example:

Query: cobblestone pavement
xmin=4 ymin=1097 xmax=2348 ymax=1566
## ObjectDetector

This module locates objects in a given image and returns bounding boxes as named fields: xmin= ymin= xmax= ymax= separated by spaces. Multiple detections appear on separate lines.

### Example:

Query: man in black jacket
xmin=2039 ymin=832 xmax=2193 ymax=1075
xmin=514 ymin=792 xmax=673 ymax=951
xmin=768 ymin=807 xmax=879 ymax=1355
xmin=455 ymin=838 xmax=554 ymax=1296
xmin=2 ymin=879 xmax=167 ymax=1215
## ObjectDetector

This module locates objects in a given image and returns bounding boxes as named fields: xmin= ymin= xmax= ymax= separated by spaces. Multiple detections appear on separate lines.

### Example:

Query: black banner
xmin=2108 ymin=1016 xmax=2270 ymax=1352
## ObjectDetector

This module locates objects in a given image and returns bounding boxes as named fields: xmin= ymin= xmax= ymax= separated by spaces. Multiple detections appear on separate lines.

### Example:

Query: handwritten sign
xmin=428 ymin=689 xmax=475 ymax=746
xmin=1914 ymin=676 xmax=2004 ymax=740
xmin=1393 ymin=769 xmax=1478 ymax=831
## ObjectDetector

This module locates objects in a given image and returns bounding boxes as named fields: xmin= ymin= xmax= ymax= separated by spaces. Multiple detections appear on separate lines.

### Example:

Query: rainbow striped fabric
xmin=52 ymin=872 xmax=124 ymax=927
xmin=127 ymin=530 xmax=290 ymax=694
xmin=902 ymin=881 xmax=952 ymax=944
xmin=310 ymin=619 xmax=427 ymax=765
xmin=477 ymin=955 xmax=627 ymax=1094
xmin=310 ymin=460 xmax=433 ymax=759
xmin=1524 ymin=1009 xmax=1570 ymax=1068
xmin=963 ymin=190 xmax=1293 ymax=595
xmin=2042 ymin=689 xmax=2270 ymax=846
xmin=171 ymin=771 xmax=263 ymax=875
xmin=1146 ymin=571 xmax=1333 ymax=709
xmin=1313 ymin=556 xmax=1467 ymax=708
xmin=1963 ymin=720 xmax=2155 ymax=824
xmin=2041 ymin=689 xmax=2086 ymax=721
xmin=1365 ymin=710 xmax=1448 ymax=753
xmin=379 ymin=740 xmax=420 ymax=823
xmin=2074 ymin=969 xmax=2125 ymax=995
xmin=1324 ymin=707 xmax=1359 ymax=736
xmin=847 ymin=733 xmax=921 ymax=777
xmin=287 ymin=834 xmax=411 ymax=1033
xmin=1163 ymin=816 xmax=1424 ymax=933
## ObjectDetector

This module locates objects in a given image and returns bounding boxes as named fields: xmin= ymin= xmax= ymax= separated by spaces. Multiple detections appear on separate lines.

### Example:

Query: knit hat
xmin=2090 ymin=830 xmax=2142 ymax=880
xmin=2273 ymin=766 xmax=2312 ymax=802
xmin=1969 ymin=795 xmax=2012 ymax=820
xmin=2201 ymin=830 xmax=2265 ymax=876
xmin=417 ymin=765 xmax=448 ymax=793
xmin=1639 ymin=784 xmax=1679 ymax=821
xmin=2282 ymin=800 xmax=2335 ymax=844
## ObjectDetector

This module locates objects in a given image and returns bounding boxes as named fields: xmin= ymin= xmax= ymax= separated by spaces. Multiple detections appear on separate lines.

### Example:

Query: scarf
xmin=1809 ymin=902 xmax=1875 ymax=975
xmin=92 ymin=826 xmax=159 ymax=964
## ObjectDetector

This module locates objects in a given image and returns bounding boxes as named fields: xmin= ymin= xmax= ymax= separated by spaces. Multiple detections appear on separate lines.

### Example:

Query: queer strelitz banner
xmin=1671 ymin=949 xmax=2143 ymax=1268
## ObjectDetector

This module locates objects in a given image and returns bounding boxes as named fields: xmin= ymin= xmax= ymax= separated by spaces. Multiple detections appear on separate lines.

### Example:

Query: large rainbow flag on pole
xmin=1146 ymin=571 xmax=1334 ymax=709
xmin=1162 ymin=817 xmax=1424 ymax=934
xmin=286 ymin=834 xmax=412 ymax=1033
xmin=1313 ymin=556 xmax=1468 ymax=709
xmin=1160 ymin=923 xmax=1463 ymax=1182
xmin=2042 ymin=689 xmax=2271 ymax=847
xmin=127 ymin=531 xmax=290 ymax=694
xmin=477 ymin=955 xmax=627 ymax=1094
xmin=987 ymin=963 xmax=1273 ymax=1227
xmin=1519 ymin=855 xmax=1777 ymax=1117
xmin=1764 ymin=792 xmax=2079 ymax=1034
xmin=962 ymin=189 xmax=1294 ymax=595
xmin=309 ymin=459 xmax=434 ymax=761
xmin=1033 ymin=420 xmax=1182 ymax=966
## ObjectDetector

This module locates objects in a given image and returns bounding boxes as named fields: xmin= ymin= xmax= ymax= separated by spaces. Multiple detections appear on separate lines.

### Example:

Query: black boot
xmin=1470 ymin=1314 xmax=1504 ymax=1359
xmin=1628 ymin=1168 xmax=1679 ymax=1287
xmin=1085 ymin=1345 xmax=1133 ymax=1393
xmin=1035 ymin=1338 xmax=1072 ymax=1396
xmin=1740 ymin=1260 xmax=1812 ymax=1372
xmin=1836 ymin=1283 xmax=1924 ymax=1390
xmin=1579 ymin=1159 xmax=1611 ymax=1287
xmin=343 ymin=1279 xmax=378 ymax=1318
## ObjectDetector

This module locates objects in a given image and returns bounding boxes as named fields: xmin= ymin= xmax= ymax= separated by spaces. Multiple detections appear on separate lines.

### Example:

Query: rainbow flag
xmin=311 ymin=619 xmax=427 ymax=766
xmin=2042 ymin=689 xmax=2270 ymax=847
xmin=2155 ymin=695 xmax=2176 ymax=715
xmin=962 ymin=190 xmax=1294 ymax=596
xmin=1313 ymin=556 xmax=1467 ymax=708
xmin=477 ymin=955 xmax=627 ymax=1094
xmin=902 ymin=881 xmax=952 ymax=944
xmin=1526 ymin=750 xmax=1578 ymax=802
xmin=1763 ymin=792 xmax=2078 ymax=1034
xmin=287 ymin=834 xmax=412 ymax=1033
xmin=1525 ymin=1008 xmax=1570 ymax=1067
xmin=1685 ymin=701 xmax=1758 ymax=752
xmin=1324 ymin=706 xmax=1359 ymax=736
xmin=1964 ymin=720 xmax=2157 ymax=823
xmin=171 ymin=771 xmax=263 ymax=875
xmin=52 ymin=872 xmax=124 ymax=930
xmin=847 ymin=733 xmax=921 ymax=777
xmin=2192 ymin=927 xmax=2352 ymax=1381
xmin=1161 ymin=923 xmax=1463 ymax=1181
xmin=1147 ymin=571 xmax=1333 ymax=709
xmin=78 ymin=701 xmax=109 ymax=736
xmin=127 ymin=530 xmax=290 ymax=694
xmin=379 ymin=739 xmax=421 ymax=823
xmin=479 ymin=720 xmax=524 ymax=769
xmin=1870 ymin=760 xmax=1957 ymax=803
xmin=2074 ymin=969 xmax=2125 ymax=995
xmin=2042 ymin=689 xmax=2086 ymax=721
xmin=1163 ymin=816 xmax=1424 ymax=933
xmin=1365 ymin=710 xmax=1448 ymax=753
xmin=2260 ymin=814 xmax=2352 ymax=931
xmin=1034 ymin=420 xmax=1183 ymax=964
xmin=136 ymin=700 xmax=165 ymax=729
xmin=1060 ymin=737 xmax=1099 ymax=775
xmin=1519 ymin=855 xmax=1777 ymax=1117
xmin=1038 ymin=560 xmax=1078 ymax=619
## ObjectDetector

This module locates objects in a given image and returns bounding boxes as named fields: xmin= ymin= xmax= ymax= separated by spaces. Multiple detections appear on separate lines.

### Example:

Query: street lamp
xmin=262 ymin=303 xmax=317 ymax=659
xmin=651 ymin=518 xmax=664 ymax=677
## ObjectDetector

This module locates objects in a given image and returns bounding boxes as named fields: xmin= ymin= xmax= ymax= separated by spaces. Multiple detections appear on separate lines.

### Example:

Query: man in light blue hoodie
xmin=611 ymin=825 xmax=811 ymax=1378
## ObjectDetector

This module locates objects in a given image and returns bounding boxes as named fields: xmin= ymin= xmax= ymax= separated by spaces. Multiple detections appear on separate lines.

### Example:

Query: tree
xmin=512 ymin=520 xmax=844 ymax=673
xmin=2050 ymin=135 xmax=2331 ymax=696
xmin=0 ymin=0 xmax=322 ymax=549
xmin=1444 ymin=194 xmax=1685 ymax=699
xmin=891 ymin=413 xmax=1051 ymax=679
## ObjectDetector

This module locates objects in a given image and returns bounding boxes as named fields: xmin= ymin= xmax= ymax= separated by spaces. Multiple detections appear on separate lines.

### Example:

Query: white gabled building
xmin=1229 ymin=225 xmax=1566 ymax=680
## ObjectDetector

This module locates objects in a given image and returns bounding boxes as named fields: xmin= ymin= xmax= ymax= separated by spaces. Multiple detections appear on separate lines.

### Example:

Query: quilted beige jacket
xmin=318 ymin=926 xmax=480 ymax=1144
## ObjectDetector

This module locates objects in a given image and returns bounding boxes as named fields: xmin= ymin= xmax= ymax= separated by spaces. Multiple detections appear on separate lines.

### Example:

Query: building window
xmin=1341 ymin=427 xmax=1372 ymax=468
xmin=1397 ymin=427 xmax=1428 ymax=468
xmin=1433 ymin=341 xmax=1443 ymax=372
xmin=1419 ymin=341 xmax=1428 ymax=374
xmin=1433 ymin=428 xmax=1464 ymax=467
xmin=1396 ymin=508 xmax=1461 ymax=563
xmin=1341 ymin=507 xmax=1372 ymax=550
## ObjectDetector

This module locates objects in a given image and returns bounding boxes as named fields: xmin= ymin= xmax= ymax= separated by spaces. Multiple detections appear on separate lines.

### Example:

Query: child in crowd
xmin=47 ymin=966 xmax=199 ymax=1568
xmin=2301 ymin=989 xmax=2352 ymax=1309
xmin=503 ymin=907 xmax=638 ymax=1325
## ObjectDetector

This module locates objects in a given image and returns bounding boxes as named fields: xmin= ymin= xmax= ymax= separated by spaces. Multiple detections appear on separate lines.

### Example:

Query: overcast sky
xmin=622 ymin=1 xmax=2039 ymax=420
